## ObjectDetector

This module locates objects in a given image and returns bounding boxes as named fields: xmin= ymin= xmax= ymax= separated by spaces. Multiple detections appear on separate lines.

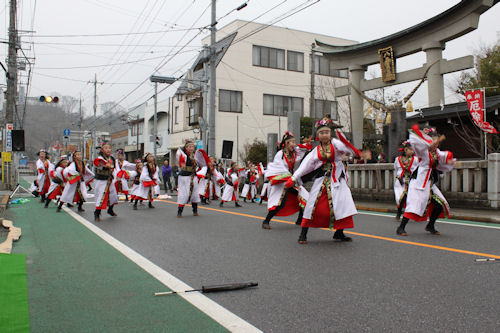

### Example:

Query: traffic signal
xmin=155 ymin=136 xmax=161 ymax=147
xmin=39 ymin=96 xmax=59 ymax=103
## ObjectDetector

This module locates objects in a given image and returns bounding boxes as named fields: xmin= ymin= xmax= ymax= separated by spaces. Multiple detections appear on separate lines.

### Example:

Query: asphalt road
xmin=76 ymin=196 xmax=500 ymax=332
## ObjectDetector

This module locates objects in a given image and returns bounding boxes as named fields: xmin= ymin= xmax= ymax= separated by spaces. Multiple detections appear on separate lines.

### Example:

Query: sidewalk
xmin=2 ymin=197 xmax=228 ymax=332
xmin=355 ymin=201 xmax=500 ymax=224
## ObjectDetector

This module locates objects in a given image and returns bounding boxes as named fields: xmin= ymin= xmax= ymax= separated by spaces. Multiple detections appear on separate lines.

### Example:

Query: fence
xmin=347 ymin=153 xmax=499 ymax=209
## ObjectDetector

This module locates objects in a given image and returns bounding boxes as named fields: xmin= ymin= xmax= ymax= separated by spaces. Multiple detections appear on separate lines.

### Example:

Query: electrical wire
xmin=29 ymin=28 xmax=205 ymax=38
xmin=35 ymin=49 xmax=198 ymax=70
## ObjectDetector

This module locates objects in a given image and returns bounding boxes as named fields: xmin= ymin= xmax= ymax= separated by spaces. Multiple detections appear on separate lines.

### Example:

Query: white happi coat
xmin=36 ymin=159 xmax=54 ymax=193
xmin=176 ymin=149 xmax=207 ymax=205
xmin=221 ymin=169 xmax=240 ymax=202
xmin=292 ymin=136 xmax=359 ymax=221
xmin=198 ymin=166 xmax=224 ymax=198
xmin=404 ymin=129 xmax=455 ymax=218
xmin=240 ymin=170 xmax=258 ymax=199
xmin=114 ymin=159 xmax=136 ymax=194
xmin=129 ymin=170 xmax=142 ymax=198
xmin=47 ymin=166 xmax=67 ymax=198
xmin=60 ymin=161 xmax=94 ymax=203
xmin=212 ymin=168 xmax=224 ymax=198
xmin=93 ymin=155 xmax=118 ymax=209
xmin=135 ymin=164 xmax=160 ymax=200
xmin=393 ymin=155 xmax=418 ymax=206
xmin=264 ymin=144 xmax=311 ymax=210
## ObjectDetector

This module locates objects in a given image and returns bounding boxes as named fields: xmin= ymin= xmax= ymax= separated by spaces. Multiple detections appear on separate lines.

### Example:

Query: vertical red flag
xmin=465 ymin=90 xmax=498 ymax=134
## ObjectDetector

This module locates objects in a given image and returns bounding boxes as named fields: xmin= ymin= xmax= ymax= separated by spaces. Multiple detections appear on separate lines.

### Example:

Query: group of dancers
xmin=33 ymin=118 xmax=455 ymax=244
xmin=34 ymin=143 xmax=163 ymax=222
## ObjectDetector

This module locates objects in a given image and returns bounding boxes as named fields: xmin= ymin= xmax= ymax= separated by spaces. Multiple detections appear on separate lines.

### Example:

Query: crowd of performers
xmin=33 ymin=118 xmax=455 ymax=243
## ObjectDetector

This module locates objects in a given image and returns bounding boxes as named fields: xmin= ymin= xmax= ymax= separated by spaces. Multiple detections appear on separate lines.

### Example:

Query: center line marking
xmin=156 ymin=199 xmax=500 ymax=260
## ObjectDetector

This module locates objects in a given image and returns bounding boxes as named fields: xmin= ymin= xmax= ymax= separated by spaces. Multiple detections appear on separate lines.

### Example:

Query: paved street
xmin=66 ymin=195 xmax=500 ymax=332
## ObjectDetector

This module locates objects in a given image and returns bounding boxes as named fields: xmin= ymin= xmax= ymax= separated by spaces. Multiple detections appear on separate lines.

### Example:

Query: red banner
xmin=465 ymin=89 xmax=498 ymax=134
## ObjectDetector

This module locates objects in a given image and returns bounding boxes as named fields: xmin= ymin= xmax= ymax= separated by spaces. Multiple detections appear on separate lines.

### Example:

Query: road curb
xmin=356 ymin=204 xmax=500 ymax=224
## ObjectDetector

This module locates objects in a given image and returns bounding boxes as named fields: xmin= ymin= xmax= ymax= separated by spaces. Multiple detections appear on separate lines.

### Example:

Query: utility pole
xmin=208 ymin=0 xmax=216 ymax=157
xmin=309 ymin=44 xmax=315 ymax=119
xmin=6 ymin=0 xmax=17 ymax=125
xmin=153 ymin=82 xmax=158 ymax=161
xmin=89 ymin=74 xmax=100 ymax=165
xmin=4 ymin=0 xmax=18 ymax=188
xmin=136 ymin=115 xmax=139 ymax=161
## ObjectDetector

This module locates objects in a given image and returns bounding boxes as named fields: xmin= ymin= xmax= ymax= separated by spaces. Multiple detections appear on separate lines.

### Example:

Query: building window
xmin=313 ymin=55 xmax=348 ymax=78
xmin=174 ymin=106 xmax=179 ymax=124
xmin=129 ymin=122 xmax=143 ymax=136
xmin=287 ymin=51 xmax=304 ymax=72
xmin=252 ymin=45 xmax=285 ymax=70
xmin=177 ymin=94 xmax=183 ymax=101
xmin=263 ymin=94 xmax=303 ymax=117
xmin=188 ymin=100 xmax=200 ymax=126
xmin=314 ymin=99 xmax=338 ymax=120
xmin=219 ymin=89 xmax=242 ymax=113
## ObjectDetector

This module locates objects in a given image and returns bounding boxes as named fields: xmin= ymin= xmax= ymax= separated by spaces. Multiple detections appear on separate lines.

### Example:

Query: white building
xmin=167 ymin=20 xmax=356 ymax=163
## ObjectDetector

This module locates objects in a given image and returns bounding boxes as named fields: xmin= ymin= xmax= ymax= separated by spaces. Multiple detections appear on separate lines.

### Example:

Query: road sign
xmin=63 ymin=128 xmax=71 ymax=136
xmin=2 ymin=152 xmax=12 ymax=162
xmin=5 ymin=123 xmax=13 ymax=152
xmin=196 ymin=140 xmax=203 ymax=150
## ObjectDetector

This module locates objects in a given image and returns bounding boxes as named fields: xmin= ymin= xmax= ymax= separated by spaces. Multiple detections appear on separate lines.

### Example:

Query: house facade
xmin=166 ymin=20 xmax=356 ymax=163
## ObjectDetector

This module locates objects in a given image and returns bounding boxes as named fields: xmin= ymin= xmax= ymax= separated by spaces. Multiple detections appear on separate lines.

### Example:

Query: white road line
xmin=61 ymin=206 xmax=262 ymax=333
xmin=358 ymin=211 xmax=500 ymax=229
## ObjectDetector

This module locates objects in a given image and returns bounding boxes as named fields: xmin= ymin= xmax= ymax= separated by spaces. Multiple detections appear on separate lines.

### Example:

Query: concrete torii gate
xmin=315 ymin=0 xmax=499 ymax=149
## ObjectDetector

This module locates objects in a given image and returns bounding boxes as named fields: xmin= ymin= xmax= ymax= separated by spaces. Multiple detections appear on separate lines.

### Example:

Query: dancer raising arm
xmin=288 ymin=117 xmax=361 ymax=244
xmin=397 ymin=125 xmax=455 ymax=236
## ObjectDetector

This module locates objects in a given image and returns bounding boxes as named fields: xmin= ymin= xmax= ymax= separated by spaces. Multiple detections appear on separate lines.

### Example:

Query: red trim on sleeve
xmin=38 ymin=168 xmax=45 ymax=173
xmin=50 ymin=170 xmax=55 ymax=178
xmin=298 ymin=143 xmax=313 ymax=150
xmin=446 ymin=151 xmax=453 ymax=163
xmin=336 ymin=131 xmax=361 ymax=157
xmin=411 ymin=124 xmax=433 ymax=144
xmin=179 ymin=154 xmax=186 ymax=167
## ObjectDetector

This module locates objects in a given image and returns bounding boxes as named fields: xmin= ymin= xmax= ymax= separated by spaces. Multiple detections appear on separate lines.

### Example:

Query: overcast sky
xmin=2 ymin=0 xmax=499 ymax=116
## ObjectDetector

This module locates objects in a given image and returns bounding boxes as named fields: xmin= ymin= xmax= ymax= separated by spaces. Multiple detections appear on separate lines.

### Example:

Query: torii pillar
xmin=349 ymin=65 xmax=366 ymax=148
xmin=423 ymin=41 xmax=445 ymax=107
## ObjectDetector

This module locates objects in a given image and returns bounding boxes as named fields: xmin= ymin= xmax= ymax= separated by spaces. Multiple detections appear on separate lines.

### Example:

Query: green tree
xmin=453 ymin=44 xmax=500 ymax=97
xmin=300 ymin=117 xmax=314 ymax=140
xmin=240 ymin=139 xmax=267 ymax=165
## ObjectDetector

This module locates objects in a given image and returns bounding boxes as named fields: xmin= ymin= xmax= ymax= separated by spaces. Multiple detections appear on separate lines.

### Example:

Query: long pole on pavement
xmin=208 ymin=0 xmax=216 ymax=156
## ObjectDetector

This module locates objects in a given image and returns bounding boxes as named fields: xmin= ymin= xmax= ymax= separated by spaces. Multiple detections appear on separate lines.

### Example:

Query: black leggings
xmin=400 ymin=198 xmax=443 ymax=228
xmin=262 ymin=188 xmax=303 ymax=224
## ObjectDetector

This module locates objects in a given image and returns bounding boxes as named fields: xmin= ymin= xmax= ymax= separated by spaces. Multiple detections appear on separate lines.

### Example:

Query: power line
xmin=35 ymin=50 xmax=198 ymax=70
xmin=29 ymin=27 xmax=206 ymax=38
xmin=32 ymin=71 xmax=144 ymax=84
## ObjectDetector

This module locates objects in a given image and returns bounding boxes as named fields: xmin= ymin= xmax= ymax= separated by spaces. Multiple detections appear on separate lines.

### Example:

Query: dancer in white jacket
xmin=397 ymin=125 xmax=455 ymax=236
xmin=36 ymin=149 xmax=54 ymax=203
xmin=93 ymin=143 xmax=118 ymax=221
xmin=261 ymin=132 xmax=312 ymax=229
xmin=45 ymin=156 xmax=69 ymax=209
xmin=176 ymin=141 xmax=208 ymax=217
xmin=289 ymin=118 xmax=361 ymax=244
xmin=114 ymin=149 xmax=136 ymax=202
xmin=59 ymin=150 xmax=94 ymax=212
xmin=393 ymin=141 xmax=417 ymax=220
xmin=133 ymin=153 xmax=160 ymax=210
